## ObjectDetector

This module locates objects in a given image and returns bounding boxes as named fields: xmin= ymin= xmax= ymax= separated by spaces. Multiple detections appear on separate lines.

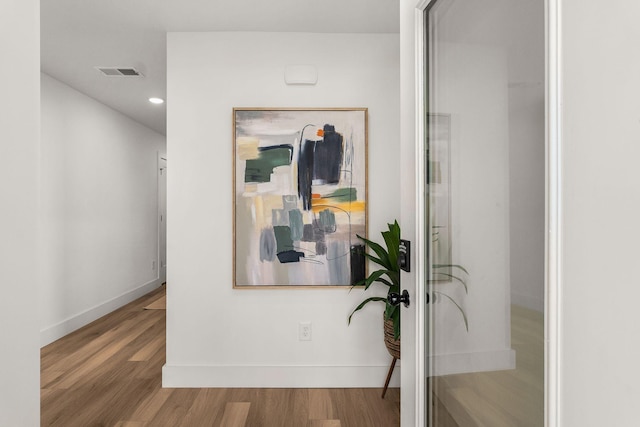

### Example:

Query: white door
xmin=401 ymin=0 xmax=546 ymax=425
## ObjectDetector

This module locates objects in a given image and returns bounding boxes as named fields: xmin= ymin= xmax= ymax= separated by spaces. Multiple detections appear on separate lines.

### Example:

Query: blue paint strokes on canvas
xmin=315 ymin=240 xmax=327 ymax=257
xmin=259 ymin=228 xmax=276 ymax=262
xmin=328 ymin=241 xmax=350 ymax=284
xmin=318 ymin=209 xmax=337 ymax=233
xmin=301 ymin=220 xmax=327 ymax=256
xmin=297 ymin=138 xmax=316 ymax=210
xmin=302 ymin=221 xmax=326 ymax=243
xmin=244 ymin=145 xmax=293 ymax=183
xmin=277 ymin=250 xmax=305 ymax=263
xmin=350 ymin=244 xmax=366 ymax=285
xmin=288 ymin=209 xmax=303 ymax=241
xmin=344 ymin=128 xmax=354 ymax=171
xmin=297 ymin=124 xmax=344 ymax=210
xmin=313 ymin=125 xmax=344 ymax=184
xmin=302 ymin=224 xmax=315 ymax=242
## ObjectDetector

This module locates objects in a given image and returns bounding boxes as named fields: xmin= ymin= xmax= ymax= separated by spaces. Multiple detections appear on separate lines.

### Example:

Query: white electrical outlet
xmin=298 ymin=322 xmax=312 ymax=341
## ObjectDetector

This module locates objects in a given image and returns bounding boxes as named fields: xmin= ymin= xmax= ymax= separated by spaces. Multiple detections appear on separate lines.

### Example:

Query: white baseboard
xmin=428 ymin=348 xmax=515 ymax=377
xmin=162 ymin=350 xmax=512 ymax=387
xmin=40 ymin=278 xmax=162 ymax=347
xmin=162 ymin=363 xmax=401 ymax=388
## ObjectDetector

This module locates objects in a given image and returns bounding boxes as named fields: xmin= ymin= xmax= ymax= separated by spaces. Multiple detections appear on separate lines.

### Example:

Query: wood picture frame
xmin=233 ymin=108 xmax=368 ymax=288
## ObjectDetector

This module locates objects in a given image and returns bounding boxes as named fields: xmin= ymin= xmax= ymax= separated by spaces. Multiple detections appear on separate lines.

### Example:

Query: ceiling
xmin=41 ymin=0 xmax=400 ymax=135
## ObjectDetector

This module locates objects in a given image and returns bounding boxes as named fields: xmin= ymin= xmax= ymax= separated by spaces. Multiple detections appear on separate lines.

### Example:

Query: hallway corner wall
xmin=39 ymin=74 xmax=166 ymax=346
xmin=0 ymin=0 xmax=41 ymax=424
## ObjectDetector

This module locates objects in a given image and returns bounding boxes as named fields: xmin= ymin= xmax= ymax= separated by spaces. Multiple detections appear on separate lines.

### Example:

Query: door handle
xmin=388 ymin=290 xmax=410 ymax=308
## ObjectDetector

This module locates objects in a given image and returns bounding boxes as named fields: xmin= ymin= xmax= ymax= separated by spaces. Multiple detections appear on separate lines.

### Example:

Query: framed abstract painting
xmin=233 ymin=108 xmax=368 ymax=288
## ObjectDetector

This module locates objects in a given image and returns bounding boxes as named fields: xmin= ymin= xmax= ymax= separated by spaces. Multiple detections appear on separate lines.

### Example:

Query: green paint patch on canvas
xmin=288 ymin=209 xmax=304 ymax=241
xmin=273 ymin=225 xmax=294 ymax=253
xmin=324 ymin=187 xmax=357 ymax=203
xmin=319 ymin=209 xmax=337 ymax=233
xmin=244 ymin=147 xmax=292 ymax=183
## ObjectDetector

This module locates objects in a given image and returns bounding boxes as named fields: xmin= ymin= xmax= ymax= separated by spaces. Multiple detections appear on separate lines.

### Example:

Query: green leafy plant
xmin=348 ymin=220 xmax=402 ymax=340
xmin=348 ymin=220 xmax=470 ymax=341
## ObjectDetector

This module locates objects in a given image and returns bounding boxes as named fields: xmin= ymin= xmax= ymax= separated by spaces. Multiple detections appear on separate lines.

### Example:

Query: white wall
xmin=39 ymin=74 xmax=166 ymax=346
xmin=559 ymin=1 xmax=640 ymax=425
xmin=165 ymin=32 xmax=400 ymax=387
xmin=0 ymin=0 xmax=40 ymax=424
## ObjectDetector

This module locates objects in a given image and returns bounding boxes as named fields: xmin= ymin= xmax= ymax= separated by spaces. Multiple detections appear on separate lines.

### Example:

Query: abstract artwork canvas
xmin=233 ymin=108 xmax=368 ymax=288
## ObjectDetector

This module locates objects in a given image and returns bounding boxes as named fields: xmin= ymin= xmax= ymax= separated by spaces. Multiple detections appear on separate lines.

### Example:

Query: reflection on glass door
xmin=425 ymin=0 xmax=545 ymax=425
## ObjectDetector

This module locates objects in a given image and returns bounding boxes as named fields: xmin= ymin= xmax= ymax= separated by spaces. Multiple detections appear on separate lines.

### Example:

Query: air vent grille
xmin=96 ymin=67 xmax=144 ymax=77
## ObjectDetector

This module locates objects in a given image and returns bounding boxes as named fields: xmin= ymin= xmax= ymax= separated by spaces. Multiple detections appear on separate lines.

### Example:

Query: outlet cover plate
xmin=298 ymin=322 xmax=312 ymax=341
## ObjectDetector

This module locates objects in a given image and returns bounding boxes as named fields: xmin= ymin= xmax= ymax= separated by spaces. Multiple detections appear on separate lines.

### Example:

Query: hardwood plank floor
xmin=41 ymin=287 xmax=400 ymax=427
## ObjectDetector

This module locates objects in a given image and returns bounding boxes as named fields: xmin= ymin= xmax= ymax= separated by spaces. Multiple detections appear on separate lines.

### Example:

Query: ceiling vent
xmin=95 ymin=67 xmax=144 ymax=77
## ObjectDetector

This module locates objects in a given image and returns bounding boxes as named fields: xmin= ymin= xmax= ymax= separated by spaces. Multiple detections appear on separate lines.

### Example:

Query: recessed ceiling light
xmin=148 ymin=97 xmax=164 ymax=104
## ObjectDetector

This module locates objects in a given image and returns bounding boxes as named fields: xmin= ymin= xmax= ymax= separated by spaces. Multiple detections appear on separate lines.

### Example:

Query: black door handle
xmin=388 ymin=290 xmax=410 ymax=308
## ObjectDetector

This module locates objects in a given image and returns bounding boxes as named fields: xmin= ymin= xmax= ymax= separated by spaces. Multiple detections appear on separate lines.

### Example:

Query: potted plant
xmin=348 ymin=220 xmax=469 ymax=359
xmin=348 ymin=220 xmax=402 ymax=360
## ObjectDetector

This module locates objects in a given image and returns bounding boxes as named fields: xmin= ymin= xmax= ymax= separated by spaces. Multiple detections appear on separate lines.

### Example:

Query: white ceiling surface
xmin=41 ymin=0 xmax=400 ymax=135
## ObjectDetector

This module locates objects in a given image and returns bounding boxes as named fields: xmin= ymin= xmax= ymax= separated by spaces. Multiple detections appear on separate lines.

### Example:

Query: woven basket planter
xmin=383 ymin=317 xmax=400 ymax=359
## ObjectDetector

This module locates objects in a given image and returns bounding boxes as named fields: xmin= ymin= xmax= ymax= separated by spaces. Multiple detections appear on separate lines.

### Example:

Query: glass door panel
xmin=425 ymin=1 xmax=545 ymax=425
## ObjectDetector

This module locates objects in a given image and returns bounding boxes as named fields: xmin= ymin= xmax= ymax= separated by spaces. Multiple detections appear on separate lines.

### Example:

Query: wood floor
xmin=41 ymin=287 xmax=401 ymax=427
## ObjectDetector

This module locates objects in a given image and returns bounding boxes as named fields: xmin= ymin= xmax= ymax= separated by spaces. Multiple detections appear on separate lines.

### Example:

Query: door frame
xmin=402 ymin=0 xmax=561 ymax=425
xmin=545 ymin=0 xmax=562 ymax=425
xmin=158 ymin=153 xmax=167 ymax=284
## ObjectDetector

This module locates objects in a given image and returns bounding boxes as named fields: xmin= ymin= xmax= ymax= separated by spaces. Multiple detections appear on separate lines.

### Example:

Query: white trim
xmin=414 ymin=1 xmax=432 ymax=426
xmin=39 ymin=278 xmax=162 ymax=347
xmin=157 ymin=152 xmax=167 ymax=284
xmin=545 ymin=0 xmax=561 ymax=426
xmin=162 ymin=364 xmax=401 ymax=388
xmin=157 ymin=150 xmax=161 ymax=282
